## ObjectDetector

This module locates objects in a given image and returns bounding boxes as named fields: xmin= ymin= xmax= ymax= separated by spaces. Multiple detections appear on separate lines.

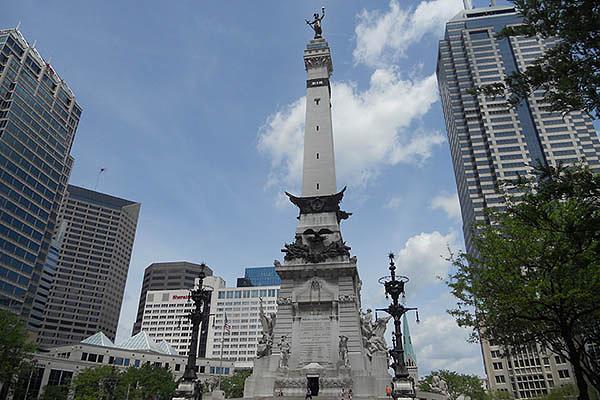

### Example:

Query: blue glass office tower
xmin=0 ymin=29 xmax=81 ymax=328
xmin=437 ymin=6 xmax=600 ymax=397
xmin=237 ymin=267 xmax=281 ymax=287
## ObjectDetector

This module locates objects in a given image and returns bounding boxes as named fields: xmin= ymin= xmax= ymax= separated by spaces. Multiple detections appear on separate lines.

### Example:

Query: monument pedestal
xmin=172 ymin=381 xmax=196 ymax=400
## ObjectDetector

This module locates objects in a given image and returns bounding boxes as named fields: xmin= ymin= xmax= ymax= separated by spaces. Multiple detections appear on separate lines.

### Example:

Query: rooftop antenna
xmin=31 ymin=40 xmax=36 ymax=49
xmin=15 ymin=21 xmax=21 ymax=31
xmin=463 ymin=0 xmax=473 ymax=9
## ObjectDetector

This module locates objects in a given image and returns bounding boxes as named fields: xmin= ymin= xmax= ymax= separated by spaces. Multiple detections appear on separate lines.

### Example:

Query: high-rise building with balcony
xmin=132 ymin=261 xmax=213 ymax=335
xmin=436 ymin=5 xmax=600 ymax=397
xmin=37 ymin=185 xmax=140 ymax=347
xmin=0 ymin=29 xmax=81 ymax=328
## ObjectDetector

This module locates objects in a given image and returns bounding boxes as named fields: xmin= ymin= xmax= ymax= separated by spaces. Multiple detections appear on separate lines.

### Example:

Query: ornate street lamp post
xmin=378 ymin=253 xmax=419 ymax=399
xmin=176 ymin=267 xmax=212 ymax=400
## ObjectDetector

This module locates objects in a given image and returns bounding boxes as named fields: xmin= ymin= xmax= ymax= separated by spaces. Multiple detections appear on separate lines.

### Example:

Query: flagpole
xmin=217 ymin=313 xmax=227 ymax=391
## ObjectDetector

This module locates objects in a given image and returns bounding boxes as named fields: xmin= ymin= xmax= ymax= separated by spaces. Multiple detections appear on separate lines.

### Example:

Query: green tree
xmin=71 ymin=366 xmax=118 ymax=400
xmin=541 ymin=384 xmax=578 ymax=400
xmin=485 ymin=391 xmax=514 ymax=400
xmin=71 ymin=364 xmax=177 ymax=400
xmin=470 ymin=0 xmax=600 ymax=119
xmin=419 ymin=370 xmax=486 ymax=400
xmin=448 ymin=164 xmax=600 ymax=400
xmin=39 ymin=385 xmax=69 ymax=400
xmin=0 ymin=309 xmax=36 ymax=399
xmin=219 ymin=369 xmax=251 ymax=399
xmin=118 ymin=363 xmax=177 ymax=400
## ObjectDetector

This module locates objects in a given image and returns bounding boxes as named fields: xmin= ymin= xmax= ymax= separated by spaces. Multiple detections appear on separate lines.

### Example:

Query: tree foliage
xmin=0 ymin=309 xmax=36 ymax=398
xmin=71 ymin=364 xmax=176 ymax=400
xmin=40 ymin=385 xmax=69 ymax=400
xmin=448 ymin=164 xmax=600 ymax=399
xmin=471 ymin=0 xmax=600 ymax=119
xmin=419 ymin=370 xmax=487 ymax=400
xmin=219 ymin=369 xmax=251 ymax=399
xmin=541 ymin=384 xmax=578 ymax=400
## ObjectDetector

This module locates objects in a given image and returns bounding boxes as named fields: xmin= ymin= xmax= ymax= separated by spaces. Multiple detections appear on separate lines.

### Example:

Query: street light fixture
xmin=377 ymin=253 xmax=419 ymax=399
xmin=176 ymin=266 xmax=213 ymax=400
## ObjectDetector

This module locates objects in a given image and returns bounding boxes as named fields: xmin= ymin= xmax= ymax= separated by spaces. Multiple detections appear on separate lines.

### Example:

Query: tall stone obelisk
xmin=244 ymin=11 xmax=391 ymax=399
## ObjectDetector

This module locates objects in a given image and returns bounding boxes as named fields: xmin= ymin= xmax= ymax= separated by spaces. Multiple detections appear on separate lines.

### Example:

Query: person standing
xmin=305 ymin=387 xmax=312 ymax=400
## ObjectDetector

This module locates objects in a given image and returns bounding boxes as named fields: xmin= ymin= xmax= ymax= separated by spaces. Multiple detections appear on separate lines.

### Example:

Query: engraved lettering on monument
xmin=298 ymin=309 xmax=331 ymax=364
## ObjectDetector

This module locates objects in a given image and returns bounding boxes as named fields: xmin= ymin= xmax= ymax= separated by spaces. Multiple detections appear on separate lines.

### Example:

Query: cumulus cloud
xmin=354 ymin=0 xmax=463 ymax=67
xmin=431 ymin=192 xmax=461 ymax=221
xmin=395 ymin=231 xmax=457 ymax=293
xmin=361 ymin=230 xmax=481 ymax=375
xmin=412 ymin=312 xmax=483 ymax=374
xmin=257 ymin=70 xmax=443 ymax=191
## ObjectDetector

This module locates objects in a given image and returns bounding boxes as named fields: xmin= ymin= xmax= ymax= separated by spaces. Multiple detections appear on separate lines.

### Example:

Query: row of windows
xmin=217 ymin=289 xmax=278 ymax=299
xmin=0 ymin=278 xmax=26 ymax=299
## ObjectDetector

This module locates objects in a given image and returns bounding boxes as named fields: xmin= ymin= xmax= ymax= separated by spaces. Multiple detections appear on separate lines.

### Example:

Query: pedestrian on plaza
xmin=305 ymin=387 xmax=312 ymax=400
xmin=386 ymin=385 xmax=392 ymax=397
xmin=348 ymin=388 xmax=353 ymax=400
xmin=340 ymin=388 xmax=346 ymax=400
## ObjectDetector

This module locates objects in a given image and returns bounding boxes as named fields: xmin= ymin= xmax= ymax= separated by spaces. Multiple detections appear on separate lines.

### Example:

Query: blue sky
xmin=1 ymin=0 xmax=510 ymax=376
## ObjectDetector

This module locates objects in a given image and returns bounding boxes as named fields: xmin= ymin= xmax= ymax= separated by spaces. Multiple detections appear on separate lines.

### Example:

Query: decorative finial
xmin=305 ymin=7 xmax=325 ymax=39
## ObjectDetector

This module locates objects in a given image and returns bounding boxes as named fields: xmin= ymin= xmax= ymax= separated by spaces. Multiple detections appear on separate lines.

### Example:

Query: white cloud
xmin=257 ymin=70 xmax=443 ymax=192
xmin=353 ymin=0 xmax=464 ymax=67
xmin=361 ymin=230 xmax=481 ymax=376
xmin=412 ymin=312 xmax=483 ymax=375
xmin=395 ymin=231 xmax=457 ymax=293
xmin=385 ymin=195 xmax=403 ymax=209
xmin=431 ymin=192 xmax=461 ymax=221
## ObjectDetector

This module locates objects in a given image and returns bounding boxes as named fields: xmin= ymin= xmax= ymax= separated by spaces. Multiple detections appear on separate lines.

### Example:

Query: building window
xmin=493 ymin=362 xmax=503 ymax=370
xmin=316 ymin=125 xmax=319 ymax=131
xmin=314 ymin=98 xmax=320 ymax=105
xmin=316 ymin=183 xmax=319 ymax=190
xmin=316 ymin=153 xmax=319 ymax=159
xmin=558 ymin=370 xmax=570 ymax=379
xmin=80 ymin=352 xmax=88 ymax=361
xmin=495 ymin=375 xmax=506 ymax=384
xmin=175 ymin=364 xmax=181 ymax=371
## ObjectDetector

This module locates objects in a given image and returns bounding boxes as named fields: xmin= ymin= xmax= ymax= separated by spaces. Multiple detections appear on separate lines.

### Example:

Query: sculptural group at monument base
xmin=360 ymin=309 xmax=393 ymax=358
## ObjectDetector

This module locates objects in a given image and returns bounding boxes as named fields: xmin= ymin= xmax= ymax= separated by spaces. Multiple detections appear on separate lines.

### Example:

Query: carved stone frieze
xmin=304 ymin=55 xmax=333 ymax=73
xmin=277 ymin=297 xmax=293 ymax=305
xmin=274 ymin=377 xmax=352 ymax=389
xmin=338 ymin=294 xmax=356 ymax=303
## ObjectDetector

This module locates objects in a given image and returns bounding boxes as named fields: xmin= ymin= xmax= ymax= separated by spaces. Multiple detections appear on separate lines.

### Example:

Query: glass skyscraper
xmin=437 ymin=6 xmax=600 ymax=398
xmin=0 ymin=29 xmax=81 ymax=328
xmin=237 ymin=266 xmax=281 ymax=287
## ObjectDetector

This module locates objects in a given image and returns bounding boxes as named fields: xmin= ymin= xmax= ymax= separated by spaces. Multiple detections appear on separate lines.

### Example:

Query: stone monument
xmin=243 ymin=10 xmax=391 ymax=399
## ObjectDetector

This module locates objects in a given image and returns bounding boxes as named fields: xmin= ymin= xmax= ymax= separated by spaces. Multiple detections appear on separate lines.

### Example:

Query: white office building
xmin=206 ymin=282 xmax=280 ymax=369
xmin=141 ymin=275 xmax=280 ymax=369
xmin=140 ymin=276 xmax=224 ymax=357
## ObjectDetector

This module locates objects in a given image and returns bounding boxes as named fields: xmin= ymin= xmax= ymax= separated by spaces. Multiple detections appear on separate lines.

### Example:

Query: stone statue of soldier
xmin=278 ymin=335 xmax=291 ymax=369
xmin=339 ymin=335 xmax=350 ymax=368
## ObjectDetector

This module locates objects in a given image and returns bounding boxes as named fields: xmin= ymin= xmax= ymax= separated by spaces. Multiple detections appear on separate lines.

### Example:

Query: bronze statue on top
xmin=306 ymin=7 xmax=325 ymax=39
